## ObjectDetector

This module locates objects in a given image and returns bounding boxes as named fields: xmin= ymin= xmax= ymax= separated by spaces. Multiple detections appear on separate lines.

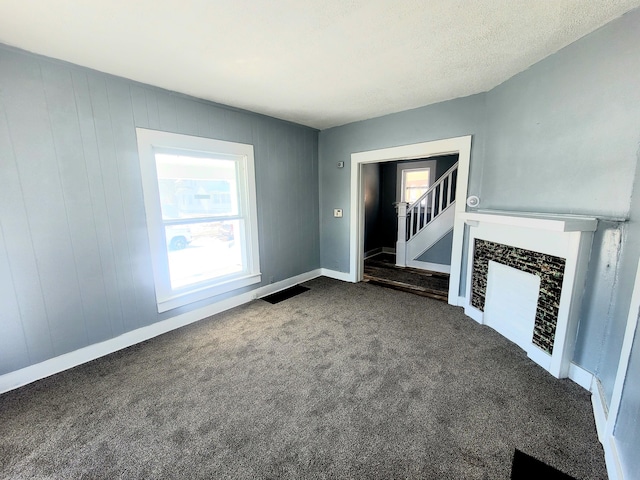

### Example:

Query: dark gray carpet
xmin=0 ymin=277 xmax=606 ymax=479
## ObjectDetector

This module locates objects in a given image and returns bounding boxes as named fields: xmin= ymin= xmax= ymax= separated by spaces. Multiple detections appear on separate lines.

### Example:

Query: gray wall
xmin=417 ymin=230 xmax=453 ymax=264
xmin=319 ymin=10 xmax=640 ymax=467
xmin=483 ymin=9 xmax=640 ymax=403
xmin=319 ymin=94 xmax=487 ymax=271
xmin=319 ymin=7 xmax=640 ymax=406
xmin=0 ymin=45 xmax=319 ymax=375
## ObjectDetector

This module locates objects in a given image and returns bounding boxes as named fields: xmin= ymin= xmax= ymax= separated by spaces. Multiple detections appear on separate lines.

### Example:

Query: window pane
xmin=166 ymin=220 xmax=243 ymax=289
xmin=155 ymin=153 xmax=239 ymax=219
xmin=403 ymin=169 xmax=430 ymax=203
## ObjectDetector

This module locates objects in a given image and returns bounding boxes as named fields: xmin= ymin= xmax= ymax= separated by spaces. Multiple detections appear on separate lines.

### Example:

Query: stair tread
xmin=363 ymin=276 xmax=448 ymax=301
xmin=366 ymin=259 xmax=449 ymax=278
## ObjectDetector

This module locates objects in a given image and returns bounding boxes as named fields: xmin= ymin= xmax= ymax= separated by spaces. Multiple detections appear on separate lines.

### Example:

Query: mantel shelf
xmin=461 ymin=210 xmax=598 ymax=233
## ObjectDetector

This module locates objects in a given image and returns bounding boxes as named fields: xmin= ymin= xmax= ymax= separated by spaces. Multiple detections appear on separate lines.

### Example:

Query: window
xmin=401 ymin=167 xmax=431 ymax=204
xmin=137 ymin=129 xmax=261 ymax=312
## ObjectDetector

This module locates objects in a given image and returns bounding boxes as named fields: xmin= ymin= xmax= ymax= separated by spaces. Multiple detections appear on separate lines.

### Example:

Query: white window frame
xmin=396 ymin=164 xmax=436 ymax=202
xmin=136 ymin=128 xmax=261 ymax=313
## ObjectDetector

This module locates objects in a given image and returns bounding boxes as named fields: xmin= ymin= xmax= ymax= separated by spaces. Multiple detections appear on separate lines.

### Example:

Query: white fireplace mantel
xmin=461 ymin=210 xmax=597 ymax=379
xmin=462 ymin=210 xmax=598 ymax=233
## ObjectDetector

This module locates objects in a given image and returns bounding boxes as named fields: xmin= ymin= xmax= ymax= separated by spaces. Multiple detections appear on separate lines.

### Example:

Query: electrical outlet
xmin=334 ymin=209 xmax=343 ymax=218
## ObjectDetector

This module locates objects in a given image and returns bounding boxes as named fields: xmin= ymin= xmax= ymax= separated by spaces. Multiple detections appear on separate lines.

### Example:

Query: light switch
xmin=334 ymin=209 xmax=343 ymax=218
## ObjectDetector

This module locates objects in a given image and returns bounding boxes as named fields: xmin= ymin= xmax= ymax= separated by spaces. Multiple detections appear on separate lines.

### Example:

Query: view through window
xmin=402 ymin=168 xmax=431 ymax=204
xmin=156 ymin=153 xmax=243 ymax=289
xmin=137 ymin=129 xmax=261 ymax=312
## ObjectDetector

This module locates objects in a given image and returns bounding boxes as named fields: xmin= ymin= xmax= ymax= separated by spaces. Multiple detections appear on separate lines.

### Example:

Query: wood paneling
xmin=0 ymin=45 xmax=319 ymax=375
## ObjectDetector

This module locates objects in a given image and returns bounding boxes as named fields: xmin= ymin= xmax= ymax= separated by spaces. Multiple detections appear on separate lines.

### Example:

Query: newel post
xmin=395 ymin=202 xmax=409 ymax=267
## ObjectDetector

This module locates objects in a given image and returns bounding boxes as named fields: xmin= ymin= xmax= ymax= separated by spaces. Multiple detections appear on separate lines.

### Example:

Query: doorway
xmin=349 ymin=135 xmax=472 ymax=305
xmin=362 ymin=155 xmax=458 ymax=272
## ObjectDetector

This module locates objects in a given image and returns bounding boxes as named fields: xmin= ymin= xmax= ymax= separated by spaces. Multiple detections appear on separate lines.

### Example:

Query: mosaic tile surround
xmin=471 ymin=239 xmax=566 ymax=354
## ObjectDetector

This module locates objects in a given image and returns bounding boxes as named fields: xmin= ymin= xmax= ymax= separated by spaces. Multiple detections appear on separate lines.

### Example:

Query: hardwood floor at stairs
xmin=363 ymin=253 xmax=449 ymax=301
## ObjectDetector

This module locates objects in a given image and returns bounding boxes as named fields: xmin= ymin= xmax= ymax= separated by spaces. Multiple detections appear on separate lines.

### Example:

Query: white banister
xmin=395 ymin=162 xmax=458 ymax=267
xmin=406 ymin=162 xmax=458 ymax=240
xmin=395 ymin=202 xmax=409 ymax=266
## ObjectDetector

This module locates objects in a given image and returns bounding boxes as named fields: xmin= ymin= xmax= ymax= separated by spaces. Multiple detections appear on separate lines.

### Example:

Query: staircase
xmin=396 ymin=162 xmax=457 ymax=271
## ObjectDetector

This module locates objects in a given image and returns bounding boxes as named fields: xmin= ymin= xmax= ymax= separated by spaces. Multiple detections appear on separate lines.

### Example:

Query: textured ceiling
xmin=0 ymin=0 xmax=639 ymax=129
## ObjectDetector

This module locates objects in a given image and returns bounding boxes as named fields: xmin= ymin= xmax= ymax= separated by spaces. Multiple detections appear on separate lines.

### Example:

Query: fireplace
xmin=461 ymin=211 xmax=597 ymax=378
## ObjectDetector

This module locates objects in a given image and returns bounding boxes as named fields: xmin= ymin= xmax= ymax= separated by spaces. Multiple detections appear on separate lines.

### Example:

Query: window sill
xmin=157 ymin=273 xmax=262 ymax=313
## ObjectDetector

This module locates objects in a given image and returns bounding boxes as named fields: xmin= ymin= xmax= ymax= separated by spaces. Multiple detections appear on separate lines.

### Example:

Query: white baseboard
xmin=364 ymin=248 xmax=382 ymax=259
xmin=568 ymin=363 xmax=594 ymax=391
xmin=449 ymin=295 xmax=466 ymax=307
xmin=604 ymin=436 xmax=624 ymax=480
xmin=0 ymin=269 xmax=323 ymax=395
xmin=591 ymin=378 xmax=608 ymax=444
xmin=382 ymin=247 xmax=396 ymax=254
xmin=320 ymin=268 xmax=354 ymax=282
xmin=591 ymin=379 xmax=624 ymax=480
xmin=464 ymin=304 xmax=484 ymax=324
xmin=526 ymin=346 xmax=552 ymax=372
xmin=258 ymin=269 xmax=322 ymax=298
xmin=406 ymin=260 xmax=451 ymax=274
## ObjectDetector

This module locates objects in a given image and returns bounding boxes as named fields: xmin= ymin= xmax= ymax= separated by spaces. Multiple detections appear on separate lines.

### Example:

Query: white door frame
xmin=600 ymin=258 xmax=640 ymax=479
xmin=349 ymin=135 xmax=472 ymax=305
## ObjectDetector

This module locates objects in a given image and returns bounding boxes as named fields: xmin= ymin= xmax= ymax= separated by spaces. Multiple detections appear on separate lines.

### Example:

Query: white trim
xmin=592 ymin=378 xmax=608 ymax=444
xmin=0 ymin=269 xmax=323 ymax=395
xmin=158 ymin=273 xmax=261 ymax=313
xmin=568 ymin=363 xmax=594 ymax=391
xmin=463 ymin=213 xmax=595 ymax=379
xmin=464 ymin=304 xmax=484 ymax=324
xmin=605 ymin=258 xmax=640 ymax=439
xmin=320 ymin=268 xmax=354 ymax=282
xmin=398 ymin=162 xmax=434 ymax=203
xmin=406 ymin=260 xmax=451 ymax=274
xmin=465 ymin=210 xmax=598 ymax=232
xmin=256 ymin=270 xmax=322 ymax=297
xmin=364 ymin=248 xmax=383 ymax=259
xmin=592 ymin=378 xmax=624 ymax=480
xmin=591 ymin=258 xmax=640 ymax=480
xmin=382 ymin=247 xmax=396 ymax=254
xmin=526 ymin=345 xmax=552 ymax=372
xmin=604 ymin=436 xmax=624 ymax=480
xmin=135 ymin=128 xmax=262 ymax=313
xmin=349 ymin=135 xmax=472 ymax=304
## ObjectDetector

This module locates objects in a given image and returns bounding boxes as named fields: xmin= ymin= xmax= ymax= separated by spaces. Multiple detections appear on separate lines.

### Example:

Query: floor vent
xmin=261 ymin=285 xmax=309 ymax=304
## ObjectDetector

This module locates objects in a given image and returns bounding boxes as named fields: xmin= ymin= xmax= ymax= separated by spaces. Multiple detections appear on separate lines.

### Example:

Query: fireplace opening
xmin=484 ymin=261 xmax=540 ymax=352
xmin=471 ymin=239 xmax=565 ymax=354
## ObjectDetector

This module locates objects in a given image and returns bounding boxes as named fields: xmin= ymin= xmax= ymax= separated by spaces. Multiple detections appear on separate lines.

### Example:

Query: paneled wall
xmin=0 ymin=45 xmax=319 ymax=375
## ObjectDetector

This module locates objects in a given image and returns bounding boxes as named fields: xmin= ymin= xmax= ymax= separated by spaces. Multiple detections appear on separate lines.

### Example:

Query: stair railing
xmin=395 ymin=163 xmax=458 ymax=267
xmin=405 ymin=162 xmax=458 ymax=241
